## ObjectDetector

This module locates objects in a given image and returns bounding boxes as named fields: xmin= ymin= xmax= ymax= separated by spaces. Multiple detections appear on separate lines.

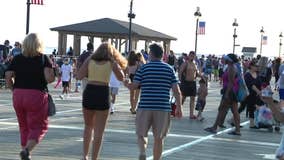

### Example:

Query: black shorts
xmin=129 ymin=73 xmax=135 ymax=82
xmin=82 ymin=84 xmax=110 ymax=110
xmin=195 ymin=98 xmax=206 ymax=111
xmin=62 ymin=81 xmax=69 ymax=88
xmin=180 ymin=81 xmax=196 ymax=97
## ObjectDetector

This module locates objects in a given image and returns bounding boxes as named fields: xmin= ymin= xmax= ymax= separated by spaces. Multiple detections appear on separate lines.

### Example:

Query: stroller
xmin=254 ymin=104 xmax=281 ymax=132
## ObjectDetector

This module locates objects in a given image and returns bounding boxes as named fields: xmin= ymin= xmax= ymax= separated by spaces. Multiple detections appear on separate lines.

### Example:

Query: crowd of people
xmin=2 ymin=33 xmax=284 ymax=160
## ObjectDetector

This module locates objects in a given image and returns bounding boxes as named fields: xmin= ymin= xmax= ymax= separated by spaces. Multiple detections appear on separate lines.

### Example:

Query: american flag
xmin=198 ymin=21 xmax=205 ymax=35
xmin=262 ymin=36 xmax=267 ymax=45
xmin=31 ymin=0 xmax=43 ymax=5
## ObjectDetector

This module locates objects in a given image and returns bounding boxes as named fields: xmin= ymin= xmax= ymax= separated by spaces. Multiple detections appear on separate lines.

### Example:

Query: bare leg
xmin=130 ymin=89 xmax=135 ymax=112
xmin=231 ymin=102 xmax=241 ymax=133
xmin=134 ymin=89 xmax=140 ymax=110
xmin=82 ymin=108 xmax=95 ymax=160
xmin=153 ymin=137 xmax=163 ymax=160
xmin=91 ymin=110 xmax=109 ymax=160
xmin=189 ymin=96 xmax=195 ymax=117
xmin=137 ymin=135 xmax=148 ymax=157
xmin=212 ymin=100 xmax=229 ymax=130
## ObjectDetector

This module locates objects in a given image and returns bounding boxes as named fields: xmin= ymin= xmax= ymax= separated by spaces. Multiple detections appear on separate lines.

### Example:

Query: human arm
xmin=43 ymin=56 xmax=55 ymax=83
xmin=112 ymin=62 xmax=125 ymax=81
xmin=178 ymin=62 xmax=186 ymax=81
xmin=172 ymin=83 xmax=182 ymax=118
xmin=5 ymin=71 xmax=14 ymax=90
xmin=225 ymin=65 xmax=235 ymax=96
xmin=76 ymin=56 xmax=91 ymax=80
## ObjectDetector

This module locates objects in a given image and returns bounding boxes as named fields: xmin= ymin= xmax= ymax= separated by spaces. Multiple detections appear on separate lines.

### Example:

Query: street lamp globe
xmin=260 ymin=26 xmax=264 ymax=34
xmin=232 ymin=18 xmax=238 ymax=27
xmin=194 ymin=7 xmax=202 ymax=17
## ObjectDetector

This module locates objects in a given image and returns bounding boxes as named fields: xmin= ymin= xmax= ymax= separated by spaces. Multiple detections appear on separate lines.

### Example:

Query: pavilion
xmin=50 ymin=18 xmax=177 ymax=56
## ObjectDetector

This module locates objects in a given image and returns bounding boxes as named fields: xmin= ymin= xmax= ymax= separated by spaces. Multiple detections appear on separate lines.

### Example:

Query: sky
xmin=1 ymin=0 xmax=284 ymax=58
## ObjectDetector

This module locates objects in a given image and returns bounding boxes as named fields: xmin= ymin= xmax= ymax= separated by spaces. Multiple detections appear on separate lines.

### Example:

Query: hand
xmin=123 ymin=78 xmax=130 ymax=88
xmin=175 ymin=105 xmax=183 ymax=118
xmin=260 ymin=96 xmax=274 ymax=105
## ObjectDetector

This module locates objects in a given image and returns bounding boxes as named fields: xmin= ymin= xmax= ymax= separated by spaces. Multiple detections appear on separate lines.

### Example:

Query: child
xmin=60 ymin=58 xmax=72 ymax=99
xmin=195 ymin=78 xmax=208 ymax=121
xmin=109 ymin=71 xmax=122 ymax=114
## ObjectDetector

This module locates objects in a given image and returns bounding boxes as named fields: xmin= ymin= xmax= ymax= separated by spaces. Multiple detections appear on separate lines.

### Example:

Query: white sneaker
xmin=110 ymin=103 xmax=114 ymax=114
xmin=59 ymin=95 xmax=64 ymax=100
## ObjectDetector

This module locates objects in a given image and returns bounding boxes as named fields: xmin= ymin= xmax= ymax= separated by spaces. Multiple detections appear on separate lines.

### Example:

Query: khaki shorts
xmin=136 ymin=110 xmax=171 ymax=139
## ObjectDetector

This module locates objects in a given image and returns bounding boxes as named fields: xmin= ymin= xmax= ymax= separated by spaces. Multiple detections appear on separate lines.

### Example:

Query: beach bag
xmin=235 ymin=63 xmax=249 ymax=102
xmin=48 ymin=94 xmax=56 ymax=116
xmin=170 ymin=96 xmax=176 ymax=117
xmin=254 ymin=105 xmax=273 ymax=128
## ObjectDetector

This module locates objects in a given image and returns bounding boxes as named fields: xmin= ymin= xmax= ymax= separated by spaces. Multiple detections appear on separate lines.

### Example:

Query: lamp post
xmin=194 ymin=7 xmax=202 ymax=55
xmin=128 ymin=0 xmax=136 ymax=53
xmin=232 ymin=18 xmax=238 ymax=54
xmin=260 ymin=26 xmax=265 ymax=55
xmin=279 ymin=32 xmax=283 ymax=58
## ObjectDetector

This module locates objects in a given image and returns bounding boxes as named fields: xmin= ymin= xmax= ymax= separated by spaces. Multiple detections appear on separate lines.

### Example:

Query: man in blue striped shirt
xmin=125 ymin=43 xmax=182 ymax=160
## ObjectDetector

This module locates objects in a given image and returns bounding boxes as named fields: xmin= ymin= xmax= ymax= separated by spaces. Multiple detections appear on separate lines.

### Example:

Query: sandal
xmin=218 ymin=124 xmax=227 ymax=128
xmin=20 ymin=148 xmax=31 ymax=160
xmin=189 ymin=115 xmax=197 ymax=120
xmin=130 ymin=108 xmax=136 ymax=114
xmin=249 ymin=126 xmax=259 ymax=129
xmin=227 ymin=131 xmax=241 ymax=136
xmin=204 ymin=127 xmax=217 ymax=134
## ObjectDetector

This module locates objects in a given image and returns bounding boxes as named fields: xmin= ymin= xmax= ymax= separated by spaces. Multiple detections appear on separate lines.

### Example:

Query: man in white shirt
xmin=60 ymin=58 xmax=72 ymax=99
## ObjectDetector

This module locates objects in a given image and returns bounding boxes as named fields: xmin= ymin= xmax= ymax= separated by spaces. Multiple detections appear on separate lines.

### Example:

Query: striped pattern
xmin=31 ymin=0 xmax=43 ymax=5
xmin=133 ymin=61 xmax=178 ymax=111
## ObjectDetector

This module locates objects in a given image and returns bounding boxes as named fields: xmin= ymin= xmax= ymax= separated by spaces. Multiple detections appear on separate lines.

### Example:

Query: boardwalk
xmin=0 ymin=81 xmax=282 ymax=160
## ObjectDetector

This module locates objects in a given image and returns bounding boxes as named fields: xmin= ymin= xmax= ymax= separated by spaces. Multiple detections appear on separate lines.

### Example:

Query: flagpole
xmin=128 ymin=0 xmax=135 ymax=53
xmin=260 ymin=26 xmax=264 ymax=55
xmin=26 ymin=0 xmax=31 ymax=35
xmin=194 ymin=7 xmax=201 ymax=55
xmin=232 ymin=19 xmax=238 ymax=54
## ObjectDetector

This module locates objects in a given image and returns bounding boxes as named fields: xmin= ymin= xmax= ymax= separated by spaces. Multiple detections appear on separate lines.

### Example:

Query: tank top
xmin=88 ymin=60 xmax=112 ymax=83
xmin=222 ymin=69 xmax=239 ymax=93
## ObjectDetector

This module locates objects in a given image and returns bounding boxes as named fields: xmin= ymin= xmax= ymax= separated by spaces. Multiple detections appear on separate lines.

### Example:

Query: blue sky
xmin=1 ymin=0 xmax=284 ymax=57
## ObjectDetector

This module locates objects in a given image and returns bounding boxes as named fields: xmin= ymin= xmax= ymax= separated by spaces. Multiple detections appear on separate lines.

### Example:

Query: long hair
xmin=137 ymin=52 xmax=146 ymax=64
xmin=22 ymin=33 xmax=44 ymax=57
xmin=127 ymin=51 xmax=137 ymax=66
xmin=91 ymin=43 xmax=128 ymax=69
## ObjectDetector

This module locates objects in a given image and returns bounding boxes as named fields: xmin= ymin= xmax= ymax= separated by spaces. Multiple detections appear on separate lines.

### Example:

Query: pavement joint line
xmin=146 ymin=120 xmax=250 ymax=160
xmin=0 ymin=120 xmax=280 ymax=158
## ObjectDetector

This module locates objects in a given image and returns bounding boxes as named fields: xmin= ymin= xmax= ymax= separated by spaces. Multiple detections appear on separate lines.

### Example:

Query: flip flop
xmin=228 ymin=131 xmax=241 ymax=136
xmin=204 ymin=127 xmax=217 ymax=134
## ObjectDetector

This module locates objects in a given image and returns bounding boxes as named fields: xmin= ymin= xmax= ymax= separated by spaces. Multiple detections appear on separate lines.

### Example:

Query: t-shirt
xmin=77 ymin=51 xmax=92 ymax=69
xmin=11 ymin=48 xmax=22 ymax=57
xmin=109 ymin=72 xmax=121 ymax=88
xmin=7 ymin=54 xmax=52 ymax=91
xmin=61 ymin=64 xmax=72 ymax=81
xmin=133 ymin=60 xmax=178 ymax=111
